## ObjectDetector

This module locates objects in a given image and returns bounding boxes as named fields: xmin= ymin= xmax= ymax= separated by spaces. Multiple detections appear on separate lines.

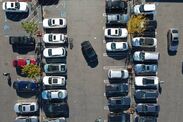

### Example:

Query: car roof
xmin=144 ymin=4 xmax=155 ymax=11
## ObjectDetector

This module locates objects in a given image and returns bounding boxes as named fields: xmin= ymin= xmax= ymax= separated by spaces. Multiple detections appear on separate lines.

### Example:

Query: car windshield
xmin=108 ymin=30 xmax=111 ymax=35
xmin=48 ymin=19 xmax=54 ymax=26
xmin=139 ymin=38 xmax=144 ymax=45
xmin=118 ymin=29 xmax=122 ymax=36
xmin=121 ymin=71 xmax=124 ymax=77
xmin=47 ymin=92 xmax=51 ymax=98
xmin=26 ymin=59 xmax=31 ymax=65
xmin=139 ymin=5 xmax=144 ymax=12
xmin=48 ymin=35 xmax=53 ymax=41
xmin=61 ymin=65 xmax=65 ymax=71
xmin=139 ymin=52 xmax=145 ymax=60
xmin=172 ymin=30 xmax=178 ymax=33
xmin=48 ymin=49 xmax=52 ymax=56
xmin=30 ymin=105 xmax=35 ymax=111
xmin=15 ymin=2 xmax=20 ymax=9
xmin=141 ymin=105 xmax=148 ymax=112
xmin=123 ymin=43 xmax=127 ymax=49
xmin=111 ymin=43 xmax=116 ymax=49
xmin=18 ymin=105 xmax=23 ymax=112
xmin=48 ymin=78 xmax=52 ymax=84
xmin=60 ymin=19 xmax=63 ymax=25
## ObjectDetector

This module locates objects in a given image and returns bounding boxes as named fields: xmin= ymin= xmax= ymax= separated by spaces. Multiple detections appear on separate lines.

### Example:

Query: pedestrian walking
xmin=3 ymin=73 xmax=11 ymax=87
xmin=3 ymin=72 xmax=10 ymax=76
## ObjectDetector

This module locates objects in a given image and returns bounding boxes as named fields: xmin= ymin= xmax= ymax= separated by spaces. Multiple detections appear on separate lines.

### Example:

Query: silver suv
xmin=168 ymin=28 xmax=179 ymax=52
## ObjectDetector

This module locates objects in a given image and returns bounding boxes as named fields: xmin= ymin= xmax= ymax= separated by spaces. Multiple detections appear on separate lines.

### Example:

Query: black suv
xmin=81 ymin=41 xmax=98 ymax=64
xmin=108 ymin=96 xmax=131 ymax=112
xmin=108 ymin=112 xmax=130 ymax=122
xmin=105 ymin=83 xmax=128 ymax=98
xmin=9 ymin=36 xmax=35 ymax=46
xmin=106 ymin=0 xmax=127 ymax=13
xmin=43 ymin=103 xmax=69 ymax=117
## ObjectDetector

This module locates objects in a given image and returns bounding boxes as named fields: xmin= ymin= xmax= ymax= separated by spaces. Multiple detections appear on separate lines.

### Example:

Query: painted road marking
xmin=104 ymin=80 xmax=109 ymax=84
xmin=103 ymin=65 xmax=126 ymax=70
xmin=104 ymin=106 xmax=109 ymax=110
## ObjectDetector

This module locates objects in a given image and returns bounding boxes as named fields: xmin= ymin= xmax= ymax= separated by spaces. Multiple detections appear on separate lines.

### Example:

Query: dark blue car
xmin=13 ymin=81 xmax=38 ymax=92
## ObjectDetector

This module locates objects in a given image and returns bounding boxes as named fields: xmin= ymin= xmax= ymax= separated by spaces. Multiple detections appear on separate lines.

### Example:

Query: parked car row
xmin=42 ymin=17 xmax=68 ymax=121
xmin=104 ymin=1 xmax=131 ymax=122
xmin=132 ymin=3 xmax=161 ymax=122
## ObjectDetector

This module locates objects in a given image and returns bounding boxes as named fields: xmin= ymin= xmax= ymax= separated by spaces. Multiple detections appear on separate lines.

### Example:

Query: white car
xmin=43 ymin=18 xmax=67 ymax=28
xmin=42 ymin=90 xmax=67 ymax=100
xmin=43 ymin=47 xmax=66 ymax=58
xmin=15 ymin=116 xmax=38 ymax=122
xmin=43 ymin=33 xmax=67 ymax=44
xmin=106 ymin=42 xmax=128 ymax=52
xmin=43 ymin=76 xmax=66 ymax=87
xmin=131 ymin=37 xmax=157 ymax=48
xmin=14 ymin=102 xmax=38 ymax=114
xmin=104 ymin=28 xmax=128 ymax=38
xmin=135 ymin=76 xmax=159 ymax=89
xmin=42 ymin=117 xmax=66 ymax=122
xmin=134 ymin=3 xmax=156 ymax=15
xmin=108 ymin=69 xmax=129 ymax=79
xmin=133 ymin=51 xmax=160 ymax=62
xmin=2 ymin=2 xmax=28 ymax=12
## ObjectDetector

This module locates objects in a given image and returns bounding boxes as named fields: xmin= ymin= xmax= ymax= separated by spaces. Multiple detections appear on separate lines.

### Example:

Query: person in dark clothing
xmin=3 ymin=73 xmax=11 ymax=87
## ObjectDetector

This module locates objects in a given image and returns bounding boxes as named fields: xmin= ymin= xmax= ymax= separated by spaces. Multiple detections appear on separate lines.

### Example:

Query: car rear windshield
xmin=139 ymin=5 xmax=145 ymax=12
xmin=143 ymin=78 xmax=155 ymax=85
xmin=172 ymin=30 xmax=178 ymax=33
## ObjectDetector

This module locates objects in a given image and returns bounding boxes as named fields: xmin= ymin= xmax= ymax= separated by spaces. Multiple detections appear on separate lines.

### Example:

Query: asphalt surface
xmin=1 ymin=0 xmax=183 ymax=122
xmin=156 ymin=2 xmax=183 ymax=122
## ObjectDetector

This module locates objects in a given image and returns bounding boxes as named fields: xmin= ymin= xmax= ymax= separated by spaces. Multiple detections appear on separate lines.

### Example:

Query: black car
xmin=108 ymin=112 xmax=130 ymax=122
xmin=13 ymin=81 xmax=38 ymax=92
xmin=106 ymin=0 xmax=127 ymax=13
xmin=136 ymin=103 xmax=160 ymax=117
xmin=134 ymin=90 xmax=159 ymax=102
xmin=105 ymin=83 xmax=128 ymax=98
xmin=135 ymin=115 xmax=157 ymax=122
xmin=108 ymin=96 xmax=131 ymax=112
xmin=9 ymin=36 xmax=35 ymax=46
xmin=81 ymin=41 xmax=98 ymax=64
xmin=43 ymin=103 xmax=69 ymax=117
xmin=144 ymin=20 xmax=157 ymax=29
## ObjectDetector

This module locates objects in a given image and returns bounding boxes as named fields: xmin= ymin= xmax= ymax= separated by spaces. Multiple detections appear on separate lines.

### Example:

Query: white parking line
xmin=56 ymin=3 xmax=63 ymax=8
xmin=103 ymin=13 xmax=106 ymax=16
xmin=103 ymin=66 xmax=126 ymax=70
xmin=104 ymin=106 xmax=109 ymax=110
xmin=104 ymin=79 xmax=109 ymax=84
xmin=104 ymin=93 xmax=106 ymax=96
xmin=103 ymin=26 xmax=105 ymax=30
xmin=104 ymin=120 xmax=107 ymax=122
xmin=103 ymin=53 xmax=127 ymax=57
xmin=16 ymin=99 xmax=36 ymax=102
xmin=103 ymin=40 xmax=106 ymax=44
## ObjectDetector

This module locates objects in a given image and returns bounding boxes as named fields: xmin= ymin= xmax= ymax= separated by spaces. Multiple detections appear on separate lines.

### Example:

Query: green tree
xmin=21 ymin=21 xmax=38 ymax=36
xmin=22 ymin=64 xmax=41 ymax=80
xmin=127 ymin=15 xmax=147 ymax=34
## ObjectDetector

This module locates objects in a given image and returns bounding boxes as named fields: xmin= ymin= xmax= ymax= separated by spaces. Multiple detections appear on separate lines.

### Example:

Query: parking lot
xmin=1 ymin=0 xmax=183 ymax=122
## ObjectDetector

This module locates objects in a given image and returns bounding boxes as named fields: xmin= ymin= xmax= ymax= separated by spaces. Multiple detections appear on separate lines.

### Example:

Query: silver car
xmin=14 ymin=102 xmax=38 ymax=114
xmin=42 ymin=90 xmax=67 ymax=100
xmin=15 ymin=116 xmax=38 ymax=122
xmin=168 ymin=28 xmax=179 ymax=52
xmin=134 ymin=64 xmax=158 ymax=75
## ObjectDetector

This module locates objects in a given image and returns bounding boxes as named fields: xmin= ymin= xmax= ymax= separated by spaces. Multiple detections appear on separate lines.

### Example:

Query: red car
xmin=13 ymin=58 xmax=36 ymax=68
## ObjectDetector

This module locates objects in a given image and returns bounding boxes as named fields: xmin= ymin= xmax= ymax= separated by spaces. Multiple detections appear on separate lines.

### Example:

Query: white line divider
xmin=104 ymin=106 xmax=109 ymax=110
xmin=103 ymin=13 xmax=106 ymax=16
xmin=104 ymin=120 xmax=108 ymax=122
xmin=103 ymin=40 xmax=106 ymax=44
xmin=104 ymin=79 xmax=109 ymax=84
xmin=104 ymin=93 xmax=106 ymax=97
xmin=103 ymin=26 xmax=105 ymax=30
xmin=103 ymin=65 xmax=126 ymax=70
